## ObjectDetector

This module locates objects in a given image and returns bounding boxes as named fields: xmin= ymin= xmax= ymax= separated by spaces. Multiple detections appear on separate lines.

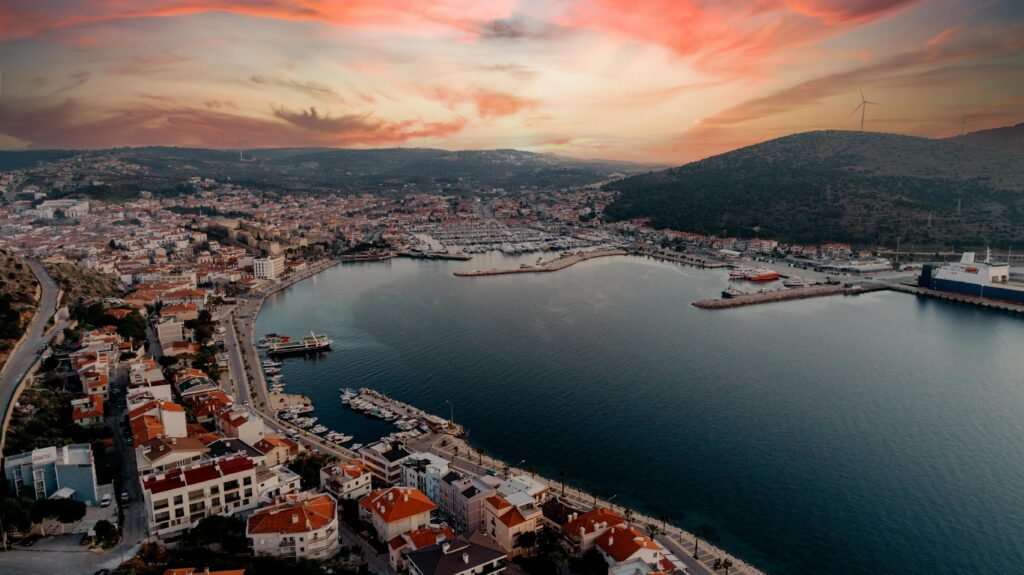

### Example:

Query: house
xmin=187 ymin=389 xmax=234 ymax=423
xmin=438 ymin=470 xmax=498 ymax=534
xmin=129 ymin=400 xmax=187 ymax=443
xmin=4 ymin=444 xmax=100 ymax=505
xmin=482 ymin=493 xmax=542 ymax=557
xmin=161 ymin=303 xmax=199 ymax=322
xmin=359 ymin=440 xmax=413 ymax=484
xmin=359 ymin=487 xmax=437 ymax=543
xmin=71 ymin=395 xmax=105 ymax=427
xmin=320 ymin=460 xmax=372 ymax=501
xmin=253 ymin=434 xmax=302 ymax=467
xmin=595 ymin=525 xmax=664 ymax=568
xmin=140 ymin=455 xmax=258 ymax=539
xmin=247 ymin=492 xmax=339 ymax=560
xmin=389 ymin=526 xmax=455 ymax=572
xmin=406 ymin=533 xmax=507 ymax=575
xmin=563 ymin=507 xmax=625 ymax=556
xmin=216 ymin=407 xmax=266 ymax=445
xmin=174 ymin=369 xmax=218 ymax=398
xmin=136 ymin=436 xmax=209 ymax=476
xmin=206 ymin=438 xmax=265 ymax=465
xmin=401 ymin=452 xmax=450 ymax=504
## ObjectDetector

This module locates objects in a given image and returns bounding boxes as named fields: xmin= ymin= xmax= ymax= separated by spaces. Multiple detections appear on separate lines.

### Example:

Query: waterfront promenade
xmin=420 ymin=434 xmax=765 ymax=575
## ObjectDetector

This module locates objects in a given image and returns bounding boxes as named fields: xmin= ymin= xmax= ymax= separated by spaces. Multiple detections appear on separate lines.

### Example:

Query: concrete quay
xmin=889 ymin=283 xmax=1024 ymax=314
xmin=454 ymin=248 xmax=628 ymax=276
xmin=632 ymin=249 xmax=732 ymax=269
xmin=694 ymin=283 xmax=887 ymax=309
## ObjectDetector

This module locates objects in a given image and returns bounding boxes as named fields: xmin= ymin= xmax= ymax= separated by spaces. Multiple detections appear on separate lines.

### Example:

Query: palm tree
xmin=693 ymin=524 xmax=718 ymax=560
xmin=501 ymin=464 xmax=509 ymax=477
xmin=646 ymin=523 xmax=661 ymax=542
xmin=453 ymin=446 xmax=459 ymax=460
xmin=721 ymin=558 xmax=734 ymax=574
xmin=558 ymin=470 xmax=568 ymax=496
xmin=624 ymin=508 xmax=634 ymax=523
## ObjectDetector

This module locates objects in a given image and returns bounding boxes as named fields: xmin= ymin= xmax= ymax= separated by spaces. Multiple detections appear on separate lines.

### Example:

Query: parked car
xmin=100 ymin=494 xmax=112 ymax=507
xmin=120 ymin=491 xmax=130 ymax=504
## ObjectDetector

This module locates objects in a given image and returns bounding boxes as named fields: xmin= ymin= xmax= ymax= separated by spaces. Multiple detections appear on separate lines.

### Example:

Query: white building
xmin=401 ymin=452 xmax=450 ymax=504
xmin=140 ymin=455 xmax=259 ymax=539
xmin=359 ymin=487 xmax=437 ymax=543
xmin=247 ymin=492 xmax=340 ymax=560
xmin=320 ymin=461 xmax=373 ymax=501
xmin=253 ymin=256 xmax=285 ymax=280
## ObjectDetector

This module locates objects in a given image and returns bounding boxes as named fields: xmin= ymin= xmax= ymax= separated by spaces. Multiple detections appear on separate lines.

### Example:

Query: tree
xmin=646 ymin=523 xmax=661 ymax=543
xmin=693 ymin=524 xmax=719 ymax=560
xmin=41 ymin=356 xmax=59 ymax=372
xmin=514 ymin=531 xmax=538 ymax=554
xmin=158 ymin=355 xmax=179 ymax=368
xmin=94 ymin=519 xmax=119 ymax=547
xmin=558 ymin=470 xmax=568 ymax=496
xmin=721 ymin=558 xmax=734 ymax=574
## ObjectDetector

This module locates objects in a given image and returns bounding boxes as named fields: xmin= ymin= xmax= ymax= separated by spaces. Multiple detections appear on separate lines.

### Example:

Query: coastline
xmin=243 ymin=254 xmax=767 ymax=575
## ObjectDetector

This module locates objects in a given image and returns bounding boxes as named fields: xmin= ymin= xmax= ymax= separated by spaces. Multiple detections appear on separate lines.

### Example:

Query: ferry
xmin=919 ymin=250 xmax=1024 ymax=303
xmin=730 ymin=267 xmax=780 ymax=282
xmin=267 ymin=332 xmax=333 ymax=355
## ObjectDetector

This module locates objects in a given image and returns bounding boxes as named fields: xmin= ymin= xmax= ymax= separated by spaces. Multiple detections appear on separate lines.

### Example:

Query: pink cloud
xmin=427 ymin=87 xmax=538 ymax=119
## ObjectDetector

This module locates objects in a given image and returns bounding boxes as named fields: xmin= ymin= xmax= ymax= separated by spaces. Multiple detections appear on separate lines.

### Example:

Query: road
xmin=0 ymin=266 xmax=146 ymax=574
xmin=0 ymin=259 xmax=64 ymax=451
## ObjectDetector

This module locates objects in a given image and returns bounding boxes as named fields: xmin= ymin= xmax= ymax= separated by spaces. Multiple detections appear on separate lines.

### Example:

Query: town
xmin=0 ymin=152 xmax=1017 ymax=575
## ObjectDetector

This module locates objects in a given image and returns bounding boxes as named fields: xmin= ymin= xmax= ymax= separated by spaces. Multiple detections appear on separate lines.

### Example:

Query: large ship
xmin=918 ymin=251 xmax=1024 ymax=303
xmin=267 ymin=332 xmax=333 ymax=355
xmin=730 ymin=267 xmax=781 ymax=282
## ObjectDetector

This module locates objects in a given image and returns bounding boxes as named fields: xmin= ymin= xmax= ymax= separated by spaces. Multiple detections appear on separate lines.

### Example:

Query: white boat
xmin=783 ymin=276 xmax=814 ymax=287
xmin=310 ymin=425 xmax=328 ymax=434
xmin=350 ymin=443 xmax=364 ymax=450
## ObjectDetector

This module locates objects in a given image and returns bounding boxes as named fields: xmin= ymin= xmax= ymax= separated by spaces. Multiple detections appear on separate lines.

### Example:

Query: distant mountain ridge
xmin=946 ymin=122 xmax=1024 ymax=153
xmin=0 ymin=146 xmax=656 ymax=199
xmin=604 ymin=129 xmax=1024 ymax=249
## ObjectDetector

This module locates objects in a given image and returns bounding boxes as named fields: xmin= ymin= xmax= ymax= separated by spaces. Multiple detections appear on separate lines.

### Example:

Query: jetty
xmin=347 ymin=387 xmax=465 ymax=436
xmin=694 ymin=283 xmax=888 ymax=309
xmin=398 ymin=251 xmax=473 ymax=261
xmin=454 ymin=248 xmax=628 ymax=277
xmin=633 ymin=248 xmax=732 ymax=269
xmin=889 ymin=283 xmax=1024 ymax=314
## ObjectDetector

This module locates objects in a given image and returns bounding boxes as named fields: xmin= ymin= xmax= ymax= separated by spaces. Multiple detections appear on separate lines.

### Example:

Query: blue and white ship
xmin=919 ymin=250 xmax=1024 ymax=303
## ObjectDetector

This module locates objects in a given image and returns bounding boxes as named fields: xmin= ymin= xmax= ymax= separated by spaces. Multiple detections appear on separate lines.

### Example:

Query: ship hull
xmin=929 ymin=278 xmax=1024 ymax=304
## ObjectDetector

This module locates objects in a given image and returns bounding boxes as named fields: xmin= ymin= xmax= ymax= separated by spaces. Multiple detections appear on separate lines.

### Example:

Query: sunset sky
xmin=1 ymin=0 xmax=1022 ymax=163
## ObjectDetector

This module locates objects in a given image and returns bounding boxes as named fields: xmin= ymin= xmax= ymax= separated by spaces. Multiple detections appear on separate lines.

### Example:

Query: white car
xmin=100 ymin=494 xmax=112 ymax=507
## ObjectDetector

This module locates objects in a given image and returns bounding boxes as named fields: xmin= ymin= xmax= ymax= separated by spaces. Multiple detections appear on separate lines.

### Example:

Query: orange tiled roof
xmin=596 ymin=525 xmax=662 ymax=563
xmin=247 ymin=494 xmax=335 ymax=535
xmin=565 ymin=507 xmax=625 ymax=537
xmin=359 ymin=487 xmax=437 ymax=523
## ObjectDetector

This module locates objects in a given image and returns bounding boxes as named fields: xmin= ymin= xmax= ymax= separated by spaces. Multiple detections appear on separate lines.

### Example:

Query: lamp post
xmin=442 ymin=400 xmax=454 ymax=425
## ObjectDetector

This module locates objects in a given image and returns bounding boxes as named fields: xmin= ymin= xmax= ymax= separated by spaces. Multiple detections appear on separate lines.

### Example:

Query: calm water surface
xmin=255 ymin=253 xmax=1024 ymax=575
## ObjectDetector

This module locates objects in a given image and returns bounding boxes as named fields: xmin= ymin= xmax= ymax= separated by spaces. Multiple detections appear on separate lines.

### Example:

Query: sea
xmin=255 ymin=252 xmax=1024 ymax=575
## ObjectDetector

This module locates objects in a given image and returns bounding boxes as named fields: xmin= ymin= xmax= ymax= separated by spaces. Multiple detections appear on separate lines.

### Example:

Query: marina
xmin=453 ymin=248 xmax=628 ymax=276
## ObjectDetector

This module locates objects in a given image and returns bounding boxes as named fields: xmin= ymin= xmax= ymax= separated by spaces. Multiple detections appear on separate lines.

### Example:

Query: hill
xmin=604 ymin=130 xmax=1024 ymax=249
xmin=947 ymin=122 xmax=1024 ymax=153
xmin=97 ymin=147 xmax=652 ymax=197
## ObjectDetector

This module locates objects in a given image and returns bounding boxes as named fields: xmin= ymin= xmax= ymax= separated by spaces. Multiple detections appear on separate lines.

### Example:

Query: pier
xmin=344 ymin=387 xmax=465 ymax=436
xmin=632 ymin=248 xmax=732 ymax=269
xmin=694 ymin=283 xmax=888 ymax=309
xmin=454 ymin=248 xmax=628 ymax=276
xmin=889 ymin=283 xmax=1024 ymax=314
xmin=397 ymin=251 xmax=473 ymax=261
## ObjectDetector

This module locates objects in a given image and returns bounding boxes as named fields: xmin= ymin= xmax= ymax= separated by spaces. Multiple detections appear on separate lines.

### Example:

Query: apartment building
xmin=4 ymin=444 xmax=99 ymax=505
xmin=140 ymin=455 xmax=258 ymax=539
xmin=400 ymin=453 xmax=450 ymax=504
xmin=482 ymin=493 xmax=542 ymax=558
xmin=246 ymin=492 xmax=339 ymax=560
xmin=438 ymin=470 xmax=498 ymax=534
xmin=359 ymin=440 xmax=413 ymax=484
xmin=320 ymin=461 xmax=372 ymax=501
xmin=359 ymin=487 xmax=437 ymax=543
xmin=253 ymin=256 xmax=285 ymax=280
xmin=136 ymin=436 xmax=210 ymax=476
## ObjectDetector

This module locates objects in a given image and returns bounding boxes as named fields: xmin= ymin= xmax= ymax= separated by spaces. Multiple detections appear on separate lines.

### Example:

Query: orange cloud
xmin=1 ymin=99 xmax=467 ymax=149
xmin=427 ymin=87 xmax=538 ymax=119
xmin=555 ymin=0 xmax=921 ymax=74
xmin=0 ymin=0 xmax=516 ymax=39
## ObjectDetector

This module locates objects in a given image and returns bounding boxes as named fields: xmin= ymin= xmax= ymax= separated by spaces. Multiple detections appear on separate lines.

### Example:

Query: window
xmin=154 ymin=498 xmax=169 ymax=510
xmin=188 ymin=489 xmax=205 ymax=501
xmin=211 ymin=486 xmax=220 ymax=494
xmin=244 ymin=488 xmax=253 ymax=497
xmin=243 ymin=476 xmax=252 ymax=486
xmin=211 ymin=497 xmax=220 ymax=507
xmin=175 ymin=508 xmax=185 ymax=518
xmin=155 ymin=511 xmax=170 ymax=522
xmin=173 ymin=495 xmax=183 ymax=505
xmin=224 ymin=480 xmax=239 ymax=490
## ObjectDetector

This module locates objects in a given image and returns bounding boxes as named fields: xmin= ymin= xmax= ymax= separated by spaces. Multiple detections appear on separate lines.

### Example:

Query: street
xmin=0 ymin=260 xmax=66 ymax=449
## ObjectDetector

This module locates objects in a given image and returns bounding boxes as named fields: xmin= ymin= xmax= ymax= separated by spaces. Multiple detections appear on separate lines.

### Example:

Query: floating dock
xmin=454 ymin=249 xmax=628 ymax=277
xmin=694 ymin=283 xmax=887 ymax=309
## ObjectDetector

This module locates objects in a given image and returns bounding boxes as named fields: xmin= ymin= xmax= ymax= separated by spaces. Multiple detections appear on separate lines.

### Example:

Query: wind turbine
xmin=850 ymin=88 xmax=880 ymax=131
